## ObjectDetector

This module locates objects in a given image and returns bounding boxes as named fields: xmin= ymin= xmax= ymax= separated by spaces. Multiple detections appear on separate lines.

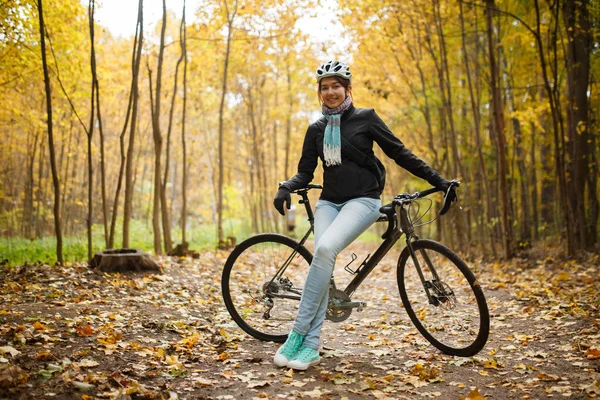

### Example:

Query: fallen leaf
xmin=77 ymin=359 xmax=99 ymax=368
xmin=73 ymin=381 xmax=95 ymax=392
xmin=194 ymin=377 xmax=216 ymax=387
xmin=460 ymin=387 xmax=486 ymax=400
xmin=76 ymin=325 xmax=94 ymax=337
xmin=585 ymin=347 xmax=600 ymax=360
xmin=482 ymin=359 xmax=500 ymax=369
xmin=33 ymin=321 xmax=48 ymax=331
xmin=0 ymin=365 xmax=29 ymax=388
xmin=583 ymin=379 xmax=600 ymax=395
xmin=34 ymin=350 xmax=53 ymax=361
xmin=536 ymin=373 xmax=560 ymax=382
xmin=247 ymin=380 xmax=270 ymax=389
xmin=0 ymin=346 xmax=21 ymax=357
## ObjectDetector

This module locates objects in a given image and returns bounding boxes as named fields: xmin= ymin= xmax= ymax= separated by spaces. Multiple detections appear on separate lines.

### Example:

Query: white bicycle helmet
xmin=316 ymin=60 xmax=352 ymax=83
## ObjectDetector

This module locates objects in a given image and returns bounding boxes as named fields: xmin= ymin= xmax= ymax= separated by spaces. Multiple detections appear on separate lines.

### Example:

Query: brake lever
xmin=448 ymin=180 xmax=462 ymax=211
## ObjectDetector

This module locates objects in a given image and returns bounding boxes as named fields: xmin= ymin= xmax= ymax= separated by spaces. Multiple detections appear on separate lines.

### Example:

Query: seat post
xmin=297 ymin=190 xmax=315 ymax=228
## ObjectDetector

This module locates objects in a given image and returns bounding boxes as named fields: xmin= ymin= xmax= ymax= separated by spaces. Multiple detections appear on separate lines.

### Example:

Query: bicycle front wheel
xmin=221 ymin=234 xmax=312 ymax=343
xmin=397 ymin=239 xmax=489 ymax=356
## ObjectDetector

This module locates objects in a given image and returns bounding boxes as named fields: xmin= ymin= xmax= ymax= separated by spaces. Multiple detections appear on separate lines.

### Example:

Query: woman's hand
xmin=273 ymin=187 xmax=291 ymax=216
xmin=437 ymin=179 xmax=458 ymax=215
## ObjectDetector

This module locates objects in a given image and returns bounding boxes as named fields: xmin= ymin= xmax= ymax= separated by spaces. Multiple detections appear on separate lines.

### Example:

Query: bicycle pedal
xmin=357 ymin=302 xmax=367 ymax=312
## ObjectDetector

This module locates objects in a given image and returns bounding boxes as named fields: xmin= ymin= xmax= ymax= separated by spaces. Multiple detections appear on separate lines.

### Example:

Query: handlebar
xmin=376 ymin=180 xmax=460 ymax=240
xmin=393 ymin=180 xmax=460 ymax=204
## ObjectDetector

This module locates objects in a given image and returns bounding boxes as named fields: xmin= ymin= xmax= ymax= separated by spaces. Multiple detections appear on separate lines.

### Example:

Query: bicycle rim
xmin=398 ymin=239 xmax=489 ymax=356
xmin=222 ymin=234 xmax=312 ymax=342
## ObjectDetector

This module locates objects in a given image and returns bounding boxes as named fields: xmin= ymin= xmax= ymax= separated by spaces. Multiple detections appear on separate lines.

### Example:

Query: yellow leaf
xmin=154 ymin=348 xmax=166 ymax=359
xmin=165 ymin=355 xmax=180 ymax=366
xmin=218 ymin=352 xmax=230 ymax=361
xmin=33 ymin=321 xmax=48 ymax=331
xmin=178 ymin=333 xmax=200 ymax=349
xmin=483 ymin=359 xmax=499 ymax=369
xmin=463 ymin=388 xmax=486 ymax=400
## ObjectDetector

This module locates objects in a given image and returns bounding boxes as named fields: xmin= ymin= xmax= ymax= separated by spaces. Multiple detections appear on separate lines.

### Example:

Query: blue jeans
xmin=292 ymin=197 xmax=382 ymax=350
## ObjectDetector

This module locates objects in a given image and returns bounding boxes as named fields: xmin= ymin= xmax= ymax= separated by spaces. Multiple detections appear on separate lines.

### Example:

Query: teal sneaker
xmin=287 ymin=346 xmax=320 ymax=370
xmin=273 ymin=331 xmax=304 ymax=367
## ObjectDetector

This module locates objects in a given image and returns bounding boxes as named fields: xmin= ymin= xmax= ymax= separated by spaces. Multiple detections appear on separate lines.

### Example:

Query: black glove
xmin=438 ymin=178 xmax=458 ymax=215
xmin=435 ymin=178 xmax=452 ymax=192
xmin=273 ymin=187 xmax=291 ymax=216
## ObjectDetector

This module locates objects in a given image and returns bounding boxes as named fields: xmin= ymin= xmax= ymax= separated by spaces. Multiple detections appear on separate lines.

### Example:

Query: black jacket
xmin=281 ymin=105 xmax=444 ymax=204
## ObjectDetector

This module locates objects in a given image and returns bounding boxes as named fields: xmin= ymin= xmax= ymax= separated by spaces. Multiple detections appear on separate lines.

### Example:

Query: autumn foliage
xmin=0 ymin=0 xmax=598 ymax=262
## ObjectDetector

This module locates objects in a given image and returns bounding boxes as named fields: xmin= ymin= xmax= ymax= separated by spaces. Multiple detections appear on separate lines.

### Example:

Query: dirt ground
xmin=0 ymin=242 xmax=598 ymax=399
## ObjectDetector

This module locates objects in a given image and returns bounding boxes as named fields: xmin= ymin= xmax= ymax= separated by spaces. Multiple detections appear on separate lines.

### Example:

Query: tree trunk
xmin=37 ymin=0 xmax=63 ymax=264
xmin=533 ymin=0 xmax=571 ymax=253
xmin=36 ymin=130 xmax=46 ymax=238
xmin=89 ymin=0 xmax=108 ymax=248
xmin=284 ymin=63 xmax=293 ymax=180
xmin=23 ymin=129 xmax=40 ymax=239
xmin=123 ymin=0 xmax=144 ymax=248
xmin=152 ymin=0 xmax=171 ymax=255
xmin=562 ymin=0 xmax=594 ymax=250
xmin=163 ymin=12 xmax=184 ymax=251
xmin=217 ymin=0 xmax=238 ymax=246
xmin=148 ymin=67 xmax=162 ymax=254
xmin=459 ymin=0 xmax=493 ymax=254
xmin=486 ymin=0 xmax=512 ymax=259
xmin=180 ymin=1 xmax=188 ymax=244
xmin=86 ymin=0 xmax=98 ymax=260
xmin=530 ymin=121 xmax=539 ymax=241
xmin=499 ymin=44 xmax=530 ymax=245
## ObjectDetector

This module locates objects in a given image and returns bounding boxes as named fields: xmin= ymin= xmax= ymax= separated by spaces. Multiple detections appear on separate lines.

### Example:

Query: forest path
xmin=0 ymin=242 xmax=598 ymax=399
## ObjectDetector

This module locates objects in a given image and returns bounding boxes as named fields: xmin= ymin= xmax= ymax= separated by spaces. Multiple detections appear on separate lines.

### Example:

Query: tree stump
xmin=217 ymin=236 xmax=237 ymax=250
xmin=168 ymin=241 xmax=200 ymax=258
xmin=89 ymin=249 xmax=161 ymax=273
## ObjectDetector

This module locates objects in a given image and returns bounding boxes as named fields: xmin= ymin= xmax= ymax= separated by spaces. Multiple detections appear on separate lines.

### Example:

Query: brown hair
xmin=318 ymin=76 xmax=353 ymax=104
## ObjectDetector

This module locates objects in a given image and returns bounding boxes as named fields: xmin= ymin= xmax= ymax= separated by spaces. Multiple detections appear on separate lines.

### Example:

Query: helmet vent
xmin=315 ymin=60 xmax=352 ymax=83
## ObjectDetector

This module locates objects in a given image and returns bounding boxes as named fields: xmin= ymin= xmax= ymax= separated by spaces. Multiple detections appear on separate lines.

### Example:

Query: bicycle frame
xmin=269 ymin=186 xmax=446 ymax=307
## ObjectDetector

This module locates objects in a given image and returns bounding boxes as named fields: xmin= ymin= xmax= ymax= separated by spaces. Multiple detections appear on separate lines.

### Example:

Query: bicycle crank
xmin=326 ymin=288 xmax=367 ymax=322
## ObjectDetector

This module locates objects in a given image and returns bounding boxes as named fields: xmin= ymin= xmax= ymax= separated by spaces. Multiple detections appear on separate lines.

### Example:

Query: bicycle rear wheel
xmin=397 ymin=239 xmax=489 ymax=356
xmin=221 ymin=234 xmax=312 ymax=343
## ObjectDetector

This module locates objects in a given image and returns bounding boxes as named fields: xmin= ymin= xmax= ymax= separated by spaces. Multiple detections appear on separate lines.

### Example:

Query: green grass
xmin=0 ymin=218 xmax=253 ymax=266
xmin=0 ymin=216 xmax=404 ymax=266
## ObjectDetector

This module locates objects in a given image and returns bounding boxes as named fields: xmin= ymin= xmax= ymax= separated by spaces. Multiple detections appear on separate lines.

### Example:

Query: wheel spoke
xmin=222 ymin=235 xmax=310 ymax=342
xmin=398 ymin=240 xmax=489 ymax=356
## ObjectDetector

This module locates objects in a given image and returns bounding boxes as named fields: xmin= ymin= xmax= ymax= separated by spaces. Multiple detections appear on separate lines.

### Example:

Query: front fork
xmin=405 ymin=237 xmax=445 ymax=306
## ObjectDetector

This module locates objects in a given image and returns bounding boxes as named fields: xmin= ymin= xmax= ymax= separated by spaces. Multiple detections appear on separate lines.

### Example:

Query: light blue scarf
xmin=322 ymin=96 xmax=352 ymax=167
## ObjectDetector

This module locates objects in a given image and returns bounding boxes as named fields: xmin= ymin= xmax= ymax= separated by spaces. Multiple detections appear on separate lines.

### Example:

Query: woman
xmin=272 ymin=60 xmax=451 ymax=370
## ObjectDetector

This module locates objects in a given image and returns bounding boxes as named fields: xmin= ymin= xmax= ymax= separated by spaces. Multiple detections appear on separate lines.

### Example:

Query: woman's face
xmin=319 ymin=77 xmax=348 ymax=109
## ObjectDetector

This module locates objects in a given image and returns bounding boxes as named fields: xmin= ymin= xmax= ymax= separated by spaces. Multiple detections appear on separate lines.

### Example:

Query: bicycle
xmin=221 ymin=181 xmax=490 ymax=357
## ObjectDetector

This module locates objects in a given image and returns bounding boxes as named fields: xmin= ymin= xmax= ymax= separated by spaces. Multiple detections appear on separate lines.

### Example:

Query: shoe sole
xmin=287 ymin=358 xmax=320 ymax=371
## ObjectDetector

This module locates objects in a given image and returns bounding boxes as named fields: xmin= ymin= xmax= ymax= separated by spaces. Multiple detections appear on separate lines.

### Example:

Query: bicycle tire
xmin=397 ymin=239 xmax=489 ymax=356
xmin=221 ymin=233 xmax=312 ymax=343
